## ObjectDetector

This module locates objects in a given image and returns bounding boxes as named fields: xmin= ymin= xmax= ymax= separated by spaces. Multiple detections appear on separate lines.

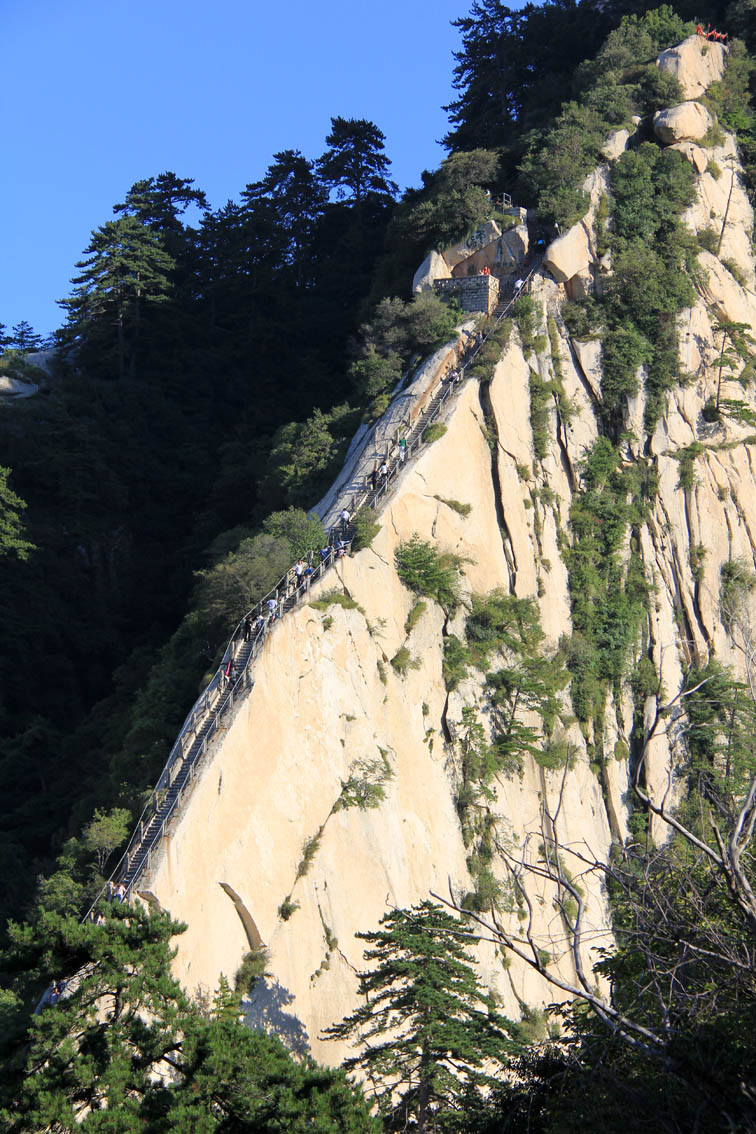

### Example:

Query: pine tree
xmin=9 ymin=321 xmax=43 ymax=352
xmin=114 ymin=171 xmax=208 ymax=282
xmin=443 ymin=0 xmax=613 ymax=156
xmin=192 ymin=200 xmax=250 ymax=329
xmin=0 ymin=904 xmax=377 ymax=1132
xmin=59 ymin=215 xmax=175 ymax=379
xmin=0 ymin=467 xmax=34 ymax=561
xmin=211 ymin=973 xmax=240 ymax=1021
xmin=243 ymin=149 xmax=328 ymax=287
xmin=318 ymin=117 xmax=398 ymax=205
xmin=324 ymin=901 xmax=522 ymax=1132
xmin=0 ymin=904 xmax=191 ymax=1130
xmin=166 ymin=1019 xmax=379 ymax=1132
xmin=113 ymin=171 xmax=208 ymax=234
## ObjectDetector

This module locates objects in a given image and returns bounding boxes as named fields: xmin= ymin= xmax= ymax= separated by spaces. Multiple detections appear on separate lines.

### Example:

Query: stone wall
xmin=433 ymin=274 xmax=499 ymax=314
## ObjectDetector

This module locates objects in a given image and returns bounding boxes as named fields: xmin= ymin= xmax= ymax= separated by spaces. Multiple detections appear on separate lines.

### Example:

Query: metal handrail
xmin=84 ymin=259 xmax=540 ymax=918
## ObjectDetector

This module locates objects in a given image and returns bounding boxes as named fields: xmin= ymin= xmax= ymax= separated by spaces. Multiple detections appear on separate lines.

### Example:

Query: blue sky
xmin=1 ymin=0 xmax=469 ymax=338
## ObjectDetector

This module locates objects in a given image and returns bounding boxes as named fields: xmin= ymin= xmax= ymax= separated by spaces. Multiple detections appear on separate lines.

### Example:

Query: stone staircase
xmin=87 ymin=258 xmax=543 ymax=913
xmin=121 ymin=637 xmax=256 ymax=890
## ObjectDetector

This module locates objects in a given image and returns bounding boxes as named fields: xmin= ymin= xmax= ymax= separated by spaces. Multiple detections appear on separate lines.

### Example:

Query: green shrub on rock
xmin=395 ymin=535 xmax=465 ymax=610
xmin=351 ymin=507 xmax=380 ymax=552
xmin=390 ymin=646 xmax=420 ymax=675
xmin=423 ymin=423 xmax=448 ymax=444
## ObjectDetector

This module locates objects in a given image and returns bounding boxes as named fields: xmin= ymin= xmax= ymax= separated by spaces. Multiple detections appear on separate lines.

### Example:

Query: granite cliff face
xmin=139 ymin=42 xmax=756 ymax=1066
xmin=145 ymin=368 xmax=617 ymax=1065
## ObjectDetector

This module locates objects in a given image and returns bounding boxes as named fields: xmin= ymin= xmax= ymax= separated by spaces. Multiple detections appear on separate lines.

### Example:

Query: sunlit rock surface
xmin=139 ymin=50 xmax=756 ymax=1067
xmin=654 ymin=101 xmax=713 ymax=143
xmin=657 ymin=34 xmax=726 ymax=100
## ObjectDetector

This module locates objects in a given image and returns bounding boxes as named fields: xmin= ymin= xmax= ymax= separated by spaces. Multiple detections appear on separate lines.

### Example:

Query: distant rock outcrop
xmin=412 ymin=249 xmax=451 ymax=293
xmin=443 ymin=219 xmax=502 ymax=270
xmin=0 ymin=375 xmax=37 ymax=399
xmin=657 ymin=34 xmax=727 ymax=100
xmin=669 ymin=140 xmax=709 ymax=173
xmin=654 ymin=101 xmax=713 ymax=143
xmin=601 ymin=127 xmax=631 ymax=161
xmin=413 ymin=217 xmax=529 ymax=293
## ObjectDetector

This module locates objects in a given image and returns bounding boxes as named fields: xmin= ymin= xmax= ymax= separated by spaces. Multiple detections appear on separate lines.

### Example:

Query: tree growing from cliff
xmin=710 ymin=318 xmax=756 ymax=417
xmin=395 ymin=536 xmax=465 ymax=612
xmin=324 ymin=901 xmax=521 ymax=1132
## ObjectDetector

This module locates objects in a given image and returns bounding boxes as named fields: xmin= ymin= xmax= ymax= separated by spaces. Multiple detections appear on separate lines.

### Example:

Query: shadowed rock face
xmin=243 ymin=978 xmax=311 ymax=1056
xmin=140 ymin=46 xmax=756 ymax=1066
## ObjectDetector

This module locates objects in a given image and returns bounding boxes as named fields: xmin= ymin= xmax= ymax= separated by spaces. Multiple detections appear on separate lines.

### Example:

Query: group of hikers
xmin=696 ymin=23 xmax=727 ymax=41
xmin=222 ymin=537 xmax=354 ymax=689
xmin=216 ymin=293 xmax=520 ymax=703
xmin=218 ymin=427 xmax=422 ymax=695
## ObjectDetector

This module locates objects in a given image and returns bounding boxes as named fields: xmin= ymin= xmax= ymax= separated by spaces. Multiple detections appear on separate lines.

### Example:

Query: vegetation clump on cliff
xmin=520 ymin=7 xmax=691 ymax=226
xmin=600 ymin=142 xmax=698 ymax=432
xmin=563 ymin=438 xmax=652 ymax=735
xmin=395 ymin=534 xmax=466 ymax=611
